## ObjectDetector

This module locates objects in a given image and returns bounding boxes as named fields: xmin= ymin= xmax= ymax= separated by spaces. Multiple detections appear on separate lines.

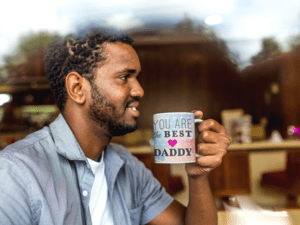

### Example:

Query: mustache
xmin=126 ymin=98 xmax=139 ymax=108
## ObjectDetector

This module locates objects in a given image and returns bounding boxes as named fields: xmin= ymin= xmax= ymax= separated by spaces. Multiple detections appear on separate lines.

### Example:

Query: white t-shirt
xmin=87 ymin=152 xmax=114 ymax=225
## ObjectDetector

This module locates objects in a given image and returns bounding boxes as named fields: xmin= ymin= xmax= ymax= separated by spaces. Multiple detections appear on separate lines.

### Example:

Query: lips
xmin=126 ymin=98 xmax=139 ymax=108
xmin=126 ymin=107 xmax=137 ymax=111
xmin=126 ymin=100 xmax=140 ymax=117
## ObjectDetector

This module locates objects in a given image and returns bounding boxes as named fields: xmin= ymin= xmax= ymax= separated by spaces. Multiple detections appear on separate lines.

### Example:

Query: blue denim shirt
xmin=0 ymin=114 xmax=173 ymax=225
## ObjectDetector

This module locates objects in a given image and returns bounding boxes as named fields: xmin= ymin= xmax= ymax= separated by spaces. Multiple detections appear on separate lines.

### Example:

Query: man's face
xmin=87 ymin=42 xmax=144 ymax=137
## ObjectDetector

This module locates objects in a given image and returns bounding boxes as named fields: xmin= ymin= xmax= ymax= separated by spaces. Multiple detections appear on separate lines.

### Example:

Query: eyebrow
xmin=117 ymin=69 xmax=142 ymax=76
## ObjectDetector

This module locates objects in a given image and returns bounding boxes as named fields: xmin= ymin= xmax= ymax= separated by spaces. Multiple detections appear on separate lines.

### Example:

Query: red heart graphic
xmin=168 ymin=139 xmax=177 ymax=147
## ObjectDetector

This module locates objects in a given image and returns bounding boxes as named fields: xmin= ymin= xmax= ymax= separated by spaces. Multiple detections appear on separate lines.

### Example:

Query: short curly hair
xmin=45 ymin=31 xmax=133 ymax=112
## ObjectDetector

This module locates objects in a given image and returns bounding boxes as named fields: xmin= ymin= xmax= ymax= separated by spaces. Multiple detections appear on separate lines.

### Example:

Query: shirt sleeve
xmin=0 ymin=153 xmax=32 ymax=225
xmin=133 ymin=156 xmax=174 ymax=224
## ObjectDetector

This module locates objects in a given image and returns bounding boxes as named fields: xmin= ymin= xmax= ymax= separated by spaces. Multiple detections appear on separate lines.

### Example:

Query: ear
xmin=65 ymin=72 xmax=86 ymax=105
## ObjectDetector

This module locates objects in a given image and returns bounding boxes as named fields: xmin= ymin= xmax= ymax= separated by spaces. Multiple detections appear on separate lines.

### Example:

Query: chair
xmin=261 ymin=152 xmax=300 ymax=207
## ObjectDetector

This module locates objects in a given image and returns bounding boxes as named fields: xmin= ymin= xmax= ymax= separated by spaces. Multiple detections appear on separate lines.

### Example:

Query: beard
xmin=88 ymin=83 xmax=138 ymax=137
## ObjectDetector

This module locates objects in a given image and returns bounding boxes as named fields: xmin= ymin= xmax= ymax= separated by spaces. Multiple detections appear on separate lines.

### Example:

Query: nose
xmin=130 ymin=80 xmax=144 ymax=98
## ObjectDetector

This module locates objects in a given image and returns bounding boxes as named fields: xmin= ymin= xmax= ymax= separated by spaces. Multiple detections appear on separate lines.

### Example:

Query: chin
xmin=109 ymin=121 xmax=138 ymax=137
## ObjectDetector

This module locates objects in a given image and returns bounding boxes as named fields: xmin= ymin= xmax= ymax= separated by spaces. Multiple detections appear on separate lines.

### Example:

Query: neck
xmin=63 ymin=109 xmax=112 ymax=162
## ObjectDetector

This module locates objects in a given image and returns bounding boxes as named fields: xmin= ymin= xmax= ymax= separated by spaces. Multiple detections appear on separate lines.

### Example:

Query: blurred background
xmin=1 ymin=0 xmax=300 ymax=222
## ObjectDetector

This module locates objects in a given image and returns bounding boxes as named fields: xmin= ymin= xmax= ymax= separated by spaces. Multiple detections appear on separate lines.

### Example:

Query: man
xmin=0 ymin=31 xmax=230 ymax=224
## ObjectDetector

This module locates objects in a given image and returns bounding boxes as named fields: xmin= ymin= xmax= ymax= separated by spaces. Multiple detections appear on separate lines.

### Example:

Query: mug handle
xmin=195 ymin=119 xmax=203 ymax=123
xmin=194 ymin=119 xmax=203 ymax=157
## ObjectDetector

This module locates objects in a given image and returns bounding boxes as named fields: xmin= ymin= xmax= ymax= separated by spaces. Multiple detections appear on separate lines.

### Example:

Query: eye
xmin=120 ymin=74 xmax=130 ymax=81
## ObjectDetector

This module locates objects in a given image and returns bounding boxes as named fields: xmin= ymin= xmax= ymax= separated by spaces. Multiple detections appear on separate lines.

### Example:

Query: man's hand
xmin=185 ymin=110 xmax=230 ymax=178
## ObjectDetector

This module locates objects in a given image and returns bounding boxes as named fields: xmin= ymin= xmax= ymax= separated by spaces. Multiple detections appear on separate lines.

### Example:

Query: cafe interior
xmin=1 ymin=1 xmax=300 ymax=224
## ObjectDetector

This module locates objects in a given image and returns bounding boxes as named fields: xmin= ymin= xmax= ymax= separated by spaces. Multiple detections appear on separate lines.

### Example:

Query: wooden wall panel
xmin=241 ymin=52 xmax=300 ymax=137
xmin=281 ymin=52 xmax=300 ymax=130
xmin=133 ymin=43 xmax=241 ymax=129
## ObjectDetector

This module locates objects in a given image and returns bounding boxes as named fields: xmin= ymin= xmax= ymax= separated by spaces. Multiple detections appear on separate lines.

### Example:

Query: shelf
xmin=228 ymin=140 xmax=300 ymax=151
xmin=0 ymin=77 xmax=50 ymax=93
xmin=0 ymin=83 xmax=50 ymax=93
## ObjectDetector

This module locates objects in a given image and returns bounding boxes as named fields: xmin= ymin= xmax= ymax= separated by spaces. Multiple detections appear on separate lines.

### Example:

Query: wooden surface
xmin=208 ymin=151 xmax=250 ymax=197
xmin=217 ymin=209 xmax=300 ymax=225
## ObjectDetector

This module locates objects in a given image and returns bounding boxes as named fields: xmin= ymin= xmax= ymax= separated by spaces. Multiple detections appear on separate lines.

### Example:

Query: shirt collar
xmin=49 ymin=114 xmax=125 ymax=174
xmin=104 ymin=144 xmax=125 ymax=191
xmin=49 ymin=114 xmax=87 ymax=161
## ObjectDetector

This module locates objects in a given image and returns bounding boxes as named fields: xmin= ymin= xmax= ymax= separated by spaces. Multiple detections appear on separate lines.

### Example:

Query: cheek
xmin=96 ymin=80 xmax=130 ymax=105
xmin=99 ymin=82 xmax=124 ymax=98
xmin=107 ymin=85 xmax=130 ymax=101
xmin=105 ymin=90 xmax=129 ymax=111
xmin=106 ymin=89 xmax=126 ymax=101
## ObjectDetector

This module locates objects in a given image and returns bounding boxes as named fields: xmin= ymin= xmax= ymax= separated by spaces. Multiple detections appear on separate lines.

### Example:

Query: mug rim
xmin=154 ymin=112 xmax=194 ymax=116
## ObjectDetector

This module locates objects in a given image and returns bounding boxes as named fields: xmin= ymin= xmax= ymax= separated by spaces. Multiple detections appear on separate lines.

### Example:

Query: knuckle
xmin=217 ymin=146 xmax=227 ymax=156
xmin=222 ymin=136 xmax=231 ymax=146
xmin=207 ymin=119 xmax=216 ymax=127
xmin=225 ymin=137 xmax=231 ymax=146
xmin=202 ymin=130 xmax=210 ymax=138
xmin=197 ymin=143 xmax=207 ymax=153
xmin=196 ymin=143 xmax=202 ymax=152
xmin=215 ymin=156 xmax=223 ymax=166
xmin=221 ymin=126 xmax=227 ymax=134
xmin=222 ymin=148 xmax=227 ymax=156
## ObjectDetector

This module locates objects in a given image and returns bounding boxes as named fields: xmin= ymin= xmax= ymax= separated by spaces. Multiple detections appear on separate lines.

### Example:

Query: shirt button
xmin=82 ymin=190 xmax=88 ymax=197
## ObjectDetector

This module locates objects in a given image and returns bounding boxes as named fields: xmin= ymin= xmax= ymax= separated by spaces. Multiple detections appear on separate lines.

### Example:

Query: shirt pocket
xmin=129 ymin=205 xmax=143 ymax=225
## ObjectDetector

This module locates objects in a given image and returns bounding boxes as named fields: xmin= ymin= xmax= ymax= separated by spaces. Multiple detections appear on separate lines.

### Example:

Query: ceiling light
xmin=0 ymin=94 xmax=12 ymax=106
xmin=205 ymin=15 xmax=223 ymax=25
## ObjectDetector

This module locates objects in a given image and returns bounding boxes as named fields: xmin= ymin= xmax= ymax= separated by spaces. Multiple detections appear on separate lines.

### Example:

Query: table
xmin=128 ymin=140 xmax=300 ymax=197
xmin=228 ymin=140 xmax=300 ymax=151
xmin=217 ymin=209 xmax=300 ymax=224
xmin=209 ymin=140 xmax=300 ymax=197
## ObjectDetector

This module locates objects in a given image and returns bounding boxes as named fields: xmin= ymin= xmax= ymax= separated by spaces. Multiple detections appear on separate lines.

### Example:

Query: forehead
xmin=99 ymin=42 xmax=141 ymax=71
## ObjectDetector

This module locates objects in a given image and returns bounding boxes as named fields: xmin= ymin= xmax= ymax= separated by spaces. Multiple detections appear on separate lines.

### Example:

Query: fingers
xmin=192 ymin=110 xmax=226 ymax=135
xmin=192 ymin=110 xmax=203 ymax=121
xmin=197 ymin=130 xmax=230 ymax=145
xmin=196 ymin=142 xmax=227 ymax=156
xmin=195 ymin=154 xmax=224 ymax=168
xmin=197 ymin=119 xmax=226 ymax=135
